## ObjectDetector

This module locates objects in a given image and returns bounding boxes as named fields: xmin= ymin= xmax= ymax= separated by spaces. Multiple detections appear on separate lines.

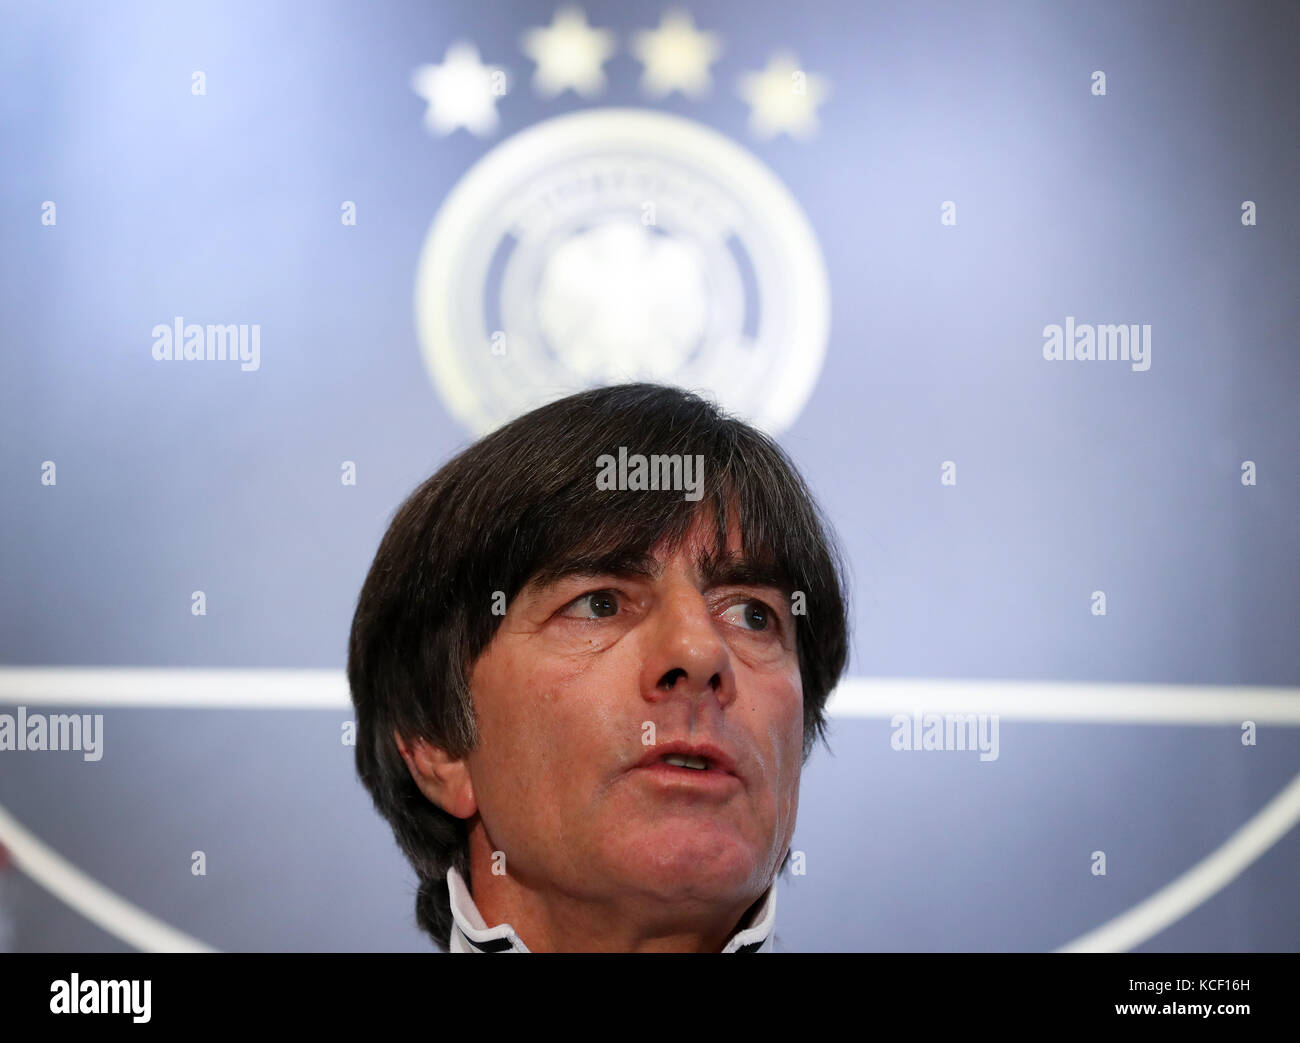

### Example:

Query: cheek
xmin=466 ymin=655 xmax=542 ymax=821
xmin=773 ymin=689 xmax=804 ymax=851
xmin=469 ymin=647 xmax=626 ymax=816
xmin=473 ymin=674 xmax=559 ymax=793
xmin=766 ymin=670 xmax=805 ymax=802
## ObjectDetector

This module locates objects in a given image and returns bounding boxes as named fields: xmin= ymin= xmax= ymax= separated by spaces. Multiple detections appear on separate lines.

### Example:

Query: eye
xmin=722 ymin=599 xmax=772 ymax=632
xmin=562 ymin=590 xmax=620 ymax=619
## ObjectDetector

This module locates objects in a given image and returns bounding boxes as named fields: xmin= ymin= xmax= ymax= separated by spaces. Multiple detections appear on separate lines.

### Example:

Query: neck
xmin=463 ymin=825 xmax=766 ymax=953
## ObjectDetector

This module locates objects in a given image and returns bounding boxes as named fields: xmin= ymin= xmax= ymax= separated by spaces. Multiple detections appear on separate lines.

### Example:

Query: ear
xmin=393 ymin=730 xmax=477 ymax=819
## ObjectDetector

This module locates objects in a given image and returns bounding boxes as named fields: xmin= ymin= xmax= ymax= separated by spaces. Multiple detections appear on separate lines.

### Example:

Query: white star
xmin=737 ymin=52 xmax=829 ymax=139
xmin=629 ymin=9 xmax=721 ymax=98
xmin=520 ymin=5 xmax=616 ymax=98
xmin=411 ymin=42 xmax=504 ymax=137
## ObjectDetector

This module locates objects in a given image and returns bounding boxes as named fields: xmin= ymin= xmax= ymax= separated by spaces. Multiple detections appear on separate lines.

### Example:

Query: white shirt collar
xmin=446 ymin=866 xmax=776 ymax=953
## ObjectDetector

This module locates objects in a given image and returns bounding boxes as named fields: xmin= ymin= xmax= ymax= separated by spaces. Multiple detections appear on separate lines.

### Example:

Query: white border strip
xmin=0 ymin=669 xmax=1296 ymax=724
xmin=1056 ymin=772 xmax=1300 ymax=952
xmin=0 ymin=802 xmax=217 ymax=953
xmin=827 ymin=677 xmax=1300 ymax=725
xmin=0 ymin=668 xmax=349 ymax=709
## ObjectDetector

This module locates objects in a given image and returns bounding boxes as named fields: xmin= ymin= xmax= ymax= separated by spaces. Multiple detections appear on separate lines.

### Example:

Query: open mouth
xmin=632 ymin=747 xmax=742 ymax=796
xmin=633 ymin=743 xmax=738 ymax=783
xmin=661 ymin=753 xmax=710 ymax=771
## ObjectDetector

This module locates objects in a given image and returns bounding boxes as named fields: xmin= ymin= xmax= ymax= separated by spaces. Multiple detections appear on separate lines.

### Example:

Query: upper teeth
xmin=664 ymin=754 xmax=709 ymax=770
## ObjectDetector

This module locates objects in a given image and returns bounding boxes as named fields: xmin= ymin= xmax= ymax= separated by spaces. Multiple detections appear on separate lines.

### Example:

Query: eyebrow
xmin=699 ymin=555 xmax=793 ymax=595
xmin=526 ymin=550 xmax=660 ymax=592
xmin=525 ymin=548 xmax=792 ymax=597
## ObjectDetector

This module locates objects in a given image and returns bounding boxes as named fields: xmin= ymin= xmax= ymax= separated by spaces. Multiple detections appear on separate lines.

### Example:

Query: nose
xmin=639 ymin=582 xmax=737 ymax=712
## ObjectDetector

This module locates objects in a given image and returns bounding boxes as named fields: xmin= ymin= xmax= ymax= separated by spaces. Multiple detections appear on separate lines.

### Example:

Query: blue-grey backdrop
xmin=0 ymin=0 xmax=1296 ymax=952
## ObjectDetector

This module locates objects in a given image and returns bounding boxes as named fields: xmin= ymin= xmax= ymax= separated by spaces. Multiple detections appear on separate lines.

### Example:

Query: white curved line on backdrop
xmin=0 ymin=801 xmax=217 ymax=953
xmin=1056 ymin=772 xmax=1300 ymax=952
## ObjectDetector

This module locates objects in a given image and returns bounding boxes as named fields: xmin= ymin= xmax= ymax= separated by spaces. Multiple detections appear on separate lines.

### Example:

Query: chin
xmin=605 ymin=820 xmax=771 ymax=902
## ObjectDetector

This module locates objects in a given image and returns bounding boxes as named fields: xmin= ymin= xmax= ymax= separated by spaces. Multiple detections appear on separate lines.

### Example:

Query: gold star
xmin=520 ymin=6 xmax=617 ymax=98
xmin=738 ymin=52 xmax=829 ymax=139
xmin=630 ymin=9 xmax=721 ymax=98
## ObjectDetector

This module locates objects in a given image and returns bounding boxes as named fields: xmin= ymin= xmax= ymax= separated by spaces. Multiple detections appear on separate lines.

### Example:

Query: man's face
xmin=463 ymin=510 xmax=804 ymax=916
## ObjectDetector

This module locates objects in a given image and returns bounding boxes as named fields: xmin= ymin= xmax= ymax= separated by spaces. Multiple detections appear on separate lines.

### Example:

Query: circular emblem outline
xmin=414 ymin=107 xmax=830 ymax=435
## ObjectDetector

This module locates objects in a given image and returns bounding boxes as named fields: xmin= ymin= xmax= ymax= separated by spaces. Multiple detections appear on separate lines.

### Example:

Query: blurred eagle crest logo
xmin=410 ymin=6 xmax=831 ymax=436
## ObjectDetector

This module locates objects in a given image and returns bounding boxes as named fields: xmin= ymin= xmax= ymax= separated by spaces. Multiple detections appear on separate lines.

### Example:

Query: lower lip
xmin=632 ymin=762 xmax=742 ymax=796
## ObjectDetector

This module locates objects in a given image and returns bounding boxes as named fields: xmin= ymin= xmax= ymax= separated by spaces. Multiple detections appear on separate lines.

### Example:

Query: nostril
xmin=658 ymin=667 xmax=686 ymax=690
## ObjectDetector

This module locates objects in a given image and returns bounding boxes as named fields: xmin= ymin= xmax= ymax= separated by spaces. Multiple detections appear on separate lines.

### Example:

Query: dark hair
xmin=347 ymin=383 xmax=849 ymax=950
